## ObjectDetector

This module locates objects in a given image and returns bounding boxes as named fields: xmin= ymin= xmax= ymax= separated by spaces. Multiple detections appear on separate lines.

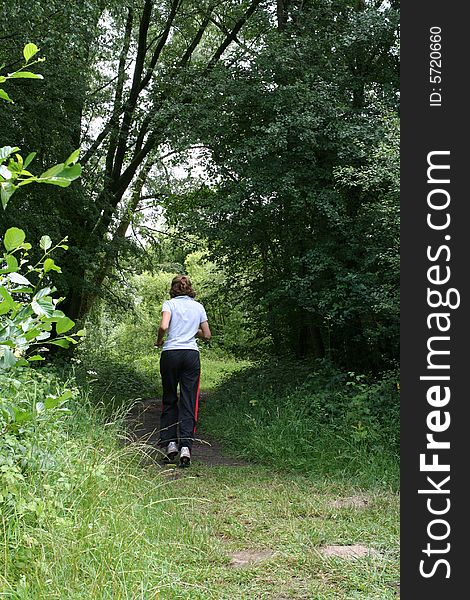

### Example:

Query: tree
xmin=2 ymin=0 xmax=270 ymax=322
xmin=0 ymin=0 xmax=110 ymax=316
xmin=161 ymin=0 xmax=399 ymax=369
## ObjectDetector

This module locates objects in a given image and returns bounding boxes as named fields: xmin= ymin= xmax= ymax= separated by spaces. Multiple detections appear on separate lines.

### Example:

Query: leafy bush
xmin=1 ymin=44 xmax=83 ymax=371
xmin=0 ymin=367 xmax=77 ymax=515
xmin=0 ymin=44 xmax=83 ymax=542
xmin=0 ymin=227 xmax=84 ymax=370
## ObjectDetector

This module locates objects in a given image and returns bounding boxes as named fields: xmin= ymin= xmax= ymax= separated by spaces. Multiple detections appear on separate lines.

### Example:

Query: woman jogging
xmin=155 ymin=275 xmax=211 ymax=467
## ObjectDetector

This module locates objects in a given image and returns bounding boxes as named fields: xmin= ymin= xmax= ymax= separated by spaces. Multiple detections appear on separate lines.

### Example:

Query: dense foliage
xmin=1 ymin=0 xmax=270 ymax=321
xmin=2 ymin=2 xmax=399 ymax=373
xmin=0 ymin=8 xmax=400 ymax=592
xmin=163 ymin=0 xmax=399 ymax=369
xmin=1 ymin=45 xmax=83 ymax=549
xmin=203 ymin=358 xmax=399 ymax=486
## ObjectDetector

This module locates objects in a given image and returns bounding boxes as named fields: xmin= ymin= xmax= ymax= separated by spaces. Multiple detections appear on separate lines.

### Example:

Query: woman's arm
xmin=155 ymin=311 xmax=171 ymax=346
xmin=196 ymin=320 xmax=211 ymax=340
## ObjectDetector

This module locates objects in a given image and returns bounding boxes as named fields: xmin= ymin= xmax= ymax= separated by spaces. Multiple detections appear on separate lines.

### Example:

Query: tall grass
xmin=0 ymin=388 xmax=219 ymax=599
xmin=1 ymin=355 xmax=399 ymax=598
xmin=201 ymin=358 xmax=399 ymax=490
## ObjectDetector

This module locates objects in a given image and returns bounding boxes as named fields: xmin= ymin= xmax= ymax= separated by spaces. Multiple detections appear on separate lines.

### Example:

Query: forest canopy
xmin=0 ymin=0 xmax=399 ymax=371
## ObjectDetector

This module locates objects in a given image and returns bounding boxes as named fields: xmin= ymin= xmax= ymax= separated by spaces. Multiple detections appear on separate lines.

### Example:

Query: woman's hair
xmin=169 ymin=275 xmax=196 ymax=298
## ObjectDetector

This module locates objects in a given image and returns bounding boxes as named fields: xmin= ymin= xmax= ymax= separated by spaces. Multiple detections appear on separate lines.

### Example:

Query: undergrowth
xmin=201 ymin=358 xmax=400 ymax=490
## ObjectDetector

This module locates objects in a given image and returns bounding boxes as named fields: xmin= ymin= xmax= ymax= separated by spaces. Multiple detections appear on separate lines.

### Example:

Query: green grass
xmin=200 ymin=359 xmax=399 ymax=490
xmin=70 ymin=347 xmax=249 ymax=412
xmin=199 ymin=348 xmax=250 ymax=392
xmin=1 ymin=353 xmax=399 ymax=598
xmin=1 ymin=425 xmax=399 ymax=599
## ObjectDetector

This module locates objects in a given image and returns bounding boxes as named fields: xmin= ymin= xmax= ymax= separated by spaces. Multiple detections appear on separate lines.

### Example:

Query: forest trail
xmin=126 ymin=393 xmax=249 ymax=467
xmin=123 ymin=392 xmax=399 ymax=599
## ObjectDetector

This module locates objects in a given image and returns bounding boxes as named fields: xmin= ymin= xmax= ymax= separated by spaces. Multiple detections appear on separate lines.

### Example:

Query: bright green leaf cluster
xmin=0 ymin=145 xmax=82 ymax=209
xmin=0 ymin=43 xmax=44 ymax=104
xmin=0 ymin=227 xmax=85 ymax=370
xmin=1 ymin=44 xmax=81 ymax=209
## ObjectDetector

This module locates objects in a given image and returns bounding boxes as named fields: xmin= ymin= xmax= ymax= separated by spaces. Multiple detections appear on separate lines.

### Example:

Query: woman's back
xmin=162 ymin=295 xmax=208 ymax=351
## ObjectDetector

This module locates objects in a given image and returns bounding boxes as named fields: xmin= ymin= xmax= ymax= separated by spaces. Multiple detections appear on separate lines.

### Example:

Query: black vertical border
xmin=401 ymin=2 xmax=468 ymax=597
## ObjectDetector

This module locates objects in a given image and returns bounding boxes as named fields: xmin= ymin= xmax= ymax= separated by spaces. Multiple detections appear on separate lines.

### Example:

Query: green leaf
xmin=0 ymin=89 xmax=13 ymax=103
xmin=43 ymin=258 xmax=61 ymax=273
xmin=65 ymin=149 xmax=80 ymax=166
xmin=43 ymin=397 xmax=59 ymax=409
xmin=0 ymin=286 xmax=17 ymax=310
xmin=8 ymin=272 xmax=32 ymax=286
xmin=36 ymin=331 xmax=51 ymax=342
xmin=8 ymin=71 xmax=43 ymax=80
xmin=0 ymin=348 xmax=17 ymax=370
xmin=20 ymin=317 xmax=36 ymax=332
xmin=40 ymin=179 xmax=72 ymax=188
xmin=40 ymin=235 xmax=52 ymax=252
xmin=40 ymin=163 xmax=65 ymax=179
xmin=31 ymin=296 xmax=54 ymax=317
xmin=23 ymin=43 xmax=40 ymax=63
xmin=3 ymin=227 xmax=25 ymax=250
xmin=7 ymin=254 xmax=19 ymax=271
xmin=48 ymin=339 xmax=69 ymax=348
xmin=0 ymin=165 xmax=12 ymax=179
xmin=35 ymin=287 xmax=53 ymax=300
xmin=0 ymin=302 xmax=11 ymax=315
xmin=0 ymin=254 xmax=19 ymax=273
xmin=60 ymin=164 xmax=81 ymax=180
xmin=44 ymin=390 xmax=73 ymax=409
xmin=56 ymin=317 xmax=75 ymax=334
xmin=1 ymin=181 xmax=18 ymax=209
xmin=24 ymin=328 xmax=41 ymax=341
xmin=39 ymin=164 xmax=82 ymax=187
xmin=27 ymin=355 xmax=45 ymax=362
xmin=0 ymin=147 xmax=20 ymax=161
xmin=24 ymin=152 xmax=36 ymax=169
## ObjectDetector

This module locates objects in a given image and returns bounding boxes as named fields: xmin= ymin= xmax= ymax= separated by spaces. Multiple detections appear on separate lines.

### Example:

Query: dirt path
xmin=124 ymin=395 xmax=400 ymax=597
xmin=125 ymin=393 xmax=248 ymax=467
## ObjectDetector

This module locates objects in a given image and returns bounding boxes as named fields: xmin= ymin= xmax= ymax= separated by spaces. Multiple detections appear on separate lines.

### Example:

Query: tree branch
xmin=205 ymin=0 xmax=264 ymax=72
xmin=111 ymin=0 xmax=154 ymax=181
xmin=139 ymin=0 xmax=183 ymax=92
xmin=177 ymin=5 xmax=214 ymax=69
xmin=82 ymin=7 xmax=134 ymax=166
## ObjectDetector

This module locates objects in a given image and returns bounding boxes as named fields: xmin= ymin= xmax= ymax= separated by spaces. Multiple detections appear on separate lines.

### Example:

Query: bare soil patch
xmin=125 ymin=396 xmax=249 ymax=467
xmin=228 ymin=549 xmax=274 ymax=568
xmin=318 ymin=544 xmax=380 ymax=559
xmin=329 ymin=495 xmax=370 ymax=509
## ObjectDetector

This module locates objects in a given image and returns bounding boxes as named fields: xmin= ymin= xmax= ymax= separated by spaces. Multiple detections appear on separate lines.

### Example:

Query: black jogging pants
xmin=159 ymin=349 xmax=201 ymax=450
